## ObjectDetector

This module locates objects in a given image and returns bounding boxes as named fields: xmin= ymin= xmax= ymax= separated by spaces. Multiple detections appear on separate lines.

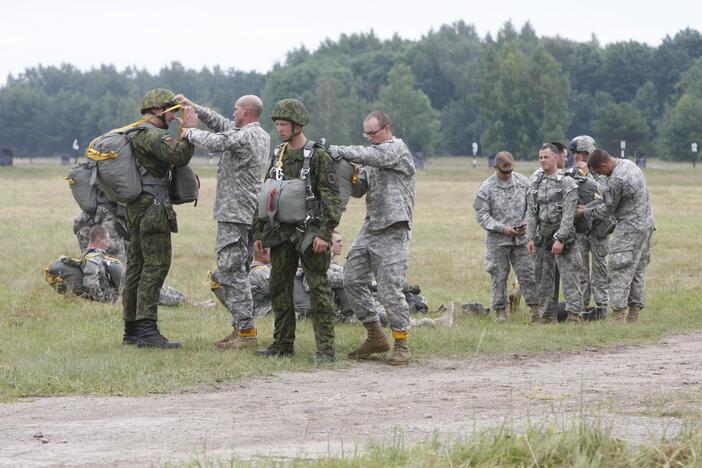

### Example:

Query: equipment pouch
xmin=590 ymin=217 xmax=616 ymax=239
xmin=66 ymin=162 xmax=98 ymax=214
xmin=169 ymin=164 xmax=200 ymax=205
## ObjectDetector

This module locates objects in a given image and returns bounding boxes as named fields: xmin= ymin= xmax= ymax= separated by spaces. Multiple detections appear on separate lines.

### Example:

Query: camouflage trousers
xmin=484 ymin=243 xmax=538 ymax=310
xmin=122 ymin=194 xmax=175 ymax=322
xmin=74 ymin=207 xmax=128 ymax=262
xmin=608 ymin=227 xmax=653 ymax=310
xmin=269 ymin=238 xmax=335 ymax=354
xmin=534 ymin=243 xmax=584 ymax=319
xmin=577 ymin=233 xmax=609 ymax=307
xmin=210 ymin=222 xmax=255 ymax=331
xmin=344 ymin=222 xmax=411 ymax=332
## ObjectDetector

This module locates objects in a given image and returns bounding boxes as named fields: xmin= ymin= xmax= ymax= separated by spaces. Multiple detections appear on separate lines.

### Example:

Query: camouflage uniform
xmin=185 ymin=104 xmax=270 ymax=331
xmin=575 ymin=172 xmax=609 ymax=308
xmin=122 ymin=121 xmax=194 ymax=322
xmin=253 ymin=143 xmax=342 ymax=355
xmin=584 ymin=159 xmax=654 ymax=310
xmin=526 ymin=171 xmax=584 ymax=318
xmin=73 ymin=191 xmax=128 ymax=262
xmin=330 ymin=138 xmax=416 ymax=333
xmin=249 ymin=261 xmax=272 ymax=316
xmin=81 ymin=247 xmax=121 ymax=302
xmin=473 ymin=171 xmax=537 ymax=310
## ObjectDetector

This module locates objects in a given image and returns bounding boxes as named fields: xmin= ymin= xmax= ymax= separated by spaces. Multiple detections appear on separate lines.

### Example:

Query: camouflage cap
xmin=270 ymin=98 xmax=309 ymax=126
xmin=141 ymin=89 xmax=177 ymax=114
xmin=570 ymin=135 xmax=597 ymax=154
xmin=495 ymin=151 xmax=514 ymax=171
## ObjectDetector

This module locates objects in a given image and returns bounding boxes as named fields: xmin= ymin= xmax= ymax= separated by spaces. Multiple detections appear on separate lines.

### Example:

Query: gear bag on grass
xmin=66 ymin=160 xmax=98 ymax=214
xmin=44 ymin=256 xmax=86 ymax=296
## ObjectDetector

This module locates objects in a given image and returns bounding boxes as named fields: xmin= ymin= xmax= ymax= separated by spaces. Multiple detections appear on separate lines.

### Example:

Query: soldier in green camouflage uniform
xmin=253 ymin=99 xmax=342 ymax=362
xmin=122 ymin=89 xmax=195 ymax=348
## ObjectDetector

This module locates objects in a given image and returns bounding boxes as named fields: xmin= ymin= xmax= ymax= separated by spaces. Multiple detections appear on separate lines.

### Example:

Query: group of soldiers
xmin=56 ymin=86 xmax=654 ymax=367
xmin=473 ymin=137 xmax=654 ymax=324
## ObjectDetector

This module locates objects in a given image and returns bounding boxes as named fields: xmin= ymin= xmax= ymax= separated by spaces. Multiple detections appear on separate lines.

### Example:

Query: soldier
xmin=122 ymin=89 xmax=196 ymax=348
xmin=473 ymin=151 xmax=539 ymax=322
xmin=73 ymin=189 xmax=128 ymax=262
xmin=249 ymin=247 xmax=272 ymax=317
xmin=577 ymin=149 xmax=655 ymax=322
xmin=253 ymin=99 xmax=342 ymax=362
xmin=526 ymin=143 xmax=584 ymax=323
xmin=176 ymin=93 xmax=270 ymax=349
xmin=530 ymin=141 xmax=566 ymax=182
xmin=82 ymin=225 xmax=122 ymax=303
xmin=569 ymin=136 xmax=609 ymax=315
xmin=329 ymin=111 xmax=416 ymax=366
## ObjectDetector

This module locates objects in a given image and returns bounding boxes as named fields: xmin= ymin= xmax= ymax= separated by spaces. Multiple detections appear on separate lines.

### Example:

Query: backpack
xmin=84 ymin=126 xmax=146 ymax=204
xmin=44 ymin=256 xmax=86 ymax=296
xmin=66 ymin=161 xmax=98 ymax=214
xmin=169 ymin=164 xmax=200 ymax=205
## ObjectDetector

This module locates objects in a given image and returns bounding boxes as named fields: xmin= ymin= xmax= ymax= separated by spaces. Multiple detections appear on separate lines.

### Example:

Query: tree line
xmin=1 ymin=21 xmax=701 ymax=161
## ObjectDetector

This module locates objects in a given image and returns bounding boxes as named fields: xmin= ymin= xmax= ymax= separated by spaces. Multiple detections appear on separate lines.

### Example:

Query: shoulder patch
xmin=327 ymin=171 xmax=337 ymax=185
xmin=162 ymin=135 xmax=175 ymax=144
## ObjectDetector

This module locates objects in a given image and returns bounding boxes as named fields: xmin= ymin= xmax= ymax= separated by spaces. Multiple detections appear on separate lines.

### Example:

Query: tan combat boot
xmin=215 ymin=328 xmax=258 ymax=349
xmin=529 ymin=304 xmax=541 ymax=324
xmin=347 ymin=320 xmax=390 ymax=359
xmin=495 ymin=308 xmax=507 ymax=322
xmin=387 ymin=337 xmax=410 ymax=366
xmin=627 ymin=306 xmax=641 ymax=322
xmin=612 ymin=308 xmax=627 ymax=322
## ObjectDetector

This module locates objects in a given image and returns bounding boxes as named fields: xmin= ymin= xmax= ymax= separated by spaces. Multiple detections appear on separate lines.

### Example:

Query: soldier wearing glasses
xmin=330 ymin=111 xmax=416 ymax=366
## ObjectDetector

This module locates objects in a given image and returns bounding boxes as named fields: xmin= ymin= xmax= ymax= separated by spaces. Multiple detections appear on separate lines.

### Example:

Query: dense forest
xmin=1 ymin=21 xmax=701 ymax=160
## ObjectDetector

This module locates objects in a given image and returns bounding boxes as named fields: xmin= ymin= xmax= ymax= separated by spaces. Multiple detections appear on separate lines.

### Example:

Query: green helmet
xmin=141 ymin=88 xmax=177 ymax=114
xmin=270 ymin=98 xmax=309 ymax=126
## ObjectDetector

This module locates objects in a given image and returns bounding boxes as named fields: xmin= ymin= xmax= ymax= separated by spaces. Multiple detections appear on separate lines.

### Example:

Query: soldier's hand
xmin=527 ymin=240 xmax=536 ymax=254
xmin=179 ymin=106 xmax=199 ymax=129
xmin=174 ymin=94 xmax=194 ymax=107
xmin=503 ymin=225 xmax=518 ymax=237
xmin=575 ymin=161 xmax=589 ymax=175
xmin=551 ymin=240 xmax=564 ymax=255
xmin=312 ymin=236 xmax=329 ymax=253
xmin=254 ymin=240 xmax=264 ymax=254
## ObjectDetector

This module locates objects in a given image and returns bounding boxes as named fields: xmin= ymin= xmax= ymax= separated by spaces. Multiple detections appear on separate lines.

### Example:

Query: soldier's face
xmin=331 ymin=233 xmax=343 ymax=256
xmin=538 ymin=149 xmax=557 ymax=173
xmin=558 ymin=150 xmax=567 ymax=169
xmin=275 ymin=120 xmax=293 ymax=141
xmin=363 ymin=117 xmax=388 ymax=144
xmin=574 ymin=151 xmax=588 ymax=163
xmin=232 ymin=102 xmax=246 ymax=127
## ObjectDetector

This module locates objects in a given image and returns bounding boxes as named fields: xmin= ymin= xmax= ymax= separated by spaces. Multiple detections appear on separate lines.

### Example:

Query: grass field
xmin=0 ymin=157 xmax=701 ymax=401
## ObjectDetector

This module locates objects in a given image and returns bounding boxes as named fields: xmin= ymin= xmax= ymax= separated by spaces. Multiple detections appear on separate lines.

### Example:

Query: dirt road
xmin=2 ymin=333 xmax=701 ymax=466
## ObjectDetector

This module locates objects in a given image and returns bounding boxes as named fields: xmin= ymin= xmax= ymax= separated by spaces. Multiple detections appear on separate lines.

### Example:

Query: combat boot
xmin=135 ymin=320 xmax=181 ymax=349
xmin=216 ymin=328 xmax=257 ymax=349
xmin=122 ymin=321 xmax=138 ymax=345
xmin=387 ymin=338 xmax=410 ymax=366
xmin=627 ymin=306 xmax=641 ymax=322
xmin=612 ymin=308 xmax=627 ymax=322
xmin=529 ymin=304 xmax=541 ymax=324
xmin=347 ymin=320 xmax=390 ymax=359
xmin=494 ymin=308 xmax=507 ymax=322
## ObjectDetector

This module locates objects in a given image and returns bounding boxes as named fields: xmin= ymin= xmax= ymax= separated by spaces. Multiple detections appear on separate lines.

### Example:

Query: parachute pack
xmin=44 ymin=256 xmax=86 ymax=296
xmin=71 ymin=107 xmax=199 ymax=208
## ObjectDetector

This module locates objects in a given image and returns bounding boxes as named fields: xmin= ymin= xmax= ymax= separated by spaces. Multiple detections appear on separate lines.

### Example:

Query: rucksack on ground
xmin=44 ymin=256 xmax=86 ymax=296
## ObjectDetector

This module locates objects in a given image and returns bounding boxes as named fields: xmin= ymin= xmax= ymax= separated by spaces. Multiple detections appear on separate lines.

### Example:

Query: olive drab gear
xmin=530 ymin=172 xmax=576 ymax=252
xmin=270 ymin=99 xmax=310 ymax=126
xmin=44 ymin=256 xmax=86 ymax=296
xmin=140 ymin=89 xmax=177 ymax=114
xmin=66 ymin=160 xmax=98 ymax=214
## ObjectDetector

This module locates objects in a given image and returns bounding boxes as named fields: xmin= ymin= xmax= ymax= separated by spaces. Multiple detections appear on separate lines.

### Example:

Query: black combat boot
xmin=122 ymin=321 xmax=138 ymax=345
xmin=135 ymin=320 xmax=181 ymax=349
xmin=255 ymin=345 xmax=294 ymax=357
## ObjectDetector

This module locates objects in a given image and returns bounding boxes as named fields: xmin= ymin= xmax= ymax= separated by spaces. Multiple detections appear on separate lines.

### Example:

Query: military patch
xmin=327 ymin=171 xmax=337 ymax=185
xmin=162 ymin=135 xmax=175 ymax=144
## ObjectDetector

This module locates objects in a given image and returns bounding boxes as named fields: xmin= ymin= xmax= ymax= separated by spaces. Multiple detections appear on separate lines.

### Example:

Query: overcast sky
xmin=1 ymin=0 xmax=700 ymax=86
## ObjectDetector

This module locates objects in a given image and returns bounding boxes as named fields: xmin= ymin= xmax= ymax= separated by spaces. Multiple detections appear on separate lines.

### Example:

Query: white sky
xmin=1 ymin=0 xmax=700 ymax=86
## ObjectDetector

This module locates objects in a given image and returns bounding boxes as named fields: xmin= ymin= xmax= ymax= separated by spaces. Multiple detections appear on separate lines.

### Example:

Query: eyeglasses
xmin=362 ymin=125 xmax=386 ymax=138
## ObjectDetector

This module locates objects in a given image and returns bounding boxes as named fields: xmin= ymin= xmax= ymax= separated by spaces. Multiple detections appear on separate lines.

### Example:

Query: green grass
xmin=0 ymin=158 xmax=701 ymax=400
xmin=177 ymin=419 xmax=702 ymax=467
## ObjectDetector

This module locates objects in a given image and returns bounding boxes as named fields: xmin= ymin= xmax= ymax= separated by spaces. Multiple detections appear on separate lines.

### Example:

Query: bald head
xmin=233 ymin=95 xmax=263 ymax=126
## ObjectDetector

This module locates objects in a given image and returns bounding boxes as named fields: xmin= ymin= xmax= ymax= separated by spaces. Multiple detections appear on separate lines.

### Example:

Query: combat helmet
xmin=141 ymin=88 xmax=177 ymax=114
xmin=570 ymin=135 xmax=597 ymax=155
xmin=270 ymin=99 xmax=309 ymax=126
